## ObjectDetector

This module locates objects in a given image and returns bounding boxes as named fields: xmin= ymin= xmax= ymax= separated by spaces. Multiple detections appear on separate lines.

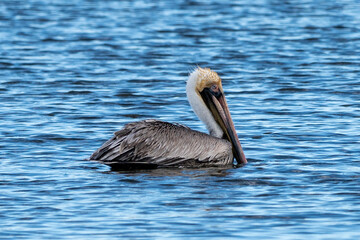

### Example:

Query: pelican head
xmin=186 ymin=67 xmax=247 ymax=165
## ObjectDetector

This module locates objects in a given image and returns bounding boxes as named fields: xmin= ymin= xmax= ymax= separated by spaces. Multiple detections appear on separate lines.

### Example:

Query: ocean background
xmin=1 ymin=0 xmax=360 ymax=239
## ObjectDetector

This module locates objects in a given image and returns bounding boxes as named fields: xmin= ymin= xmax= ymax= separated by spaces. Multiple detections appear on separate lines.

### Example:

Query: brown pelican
xmin=89 ymin=67 xmax=247 ymax=170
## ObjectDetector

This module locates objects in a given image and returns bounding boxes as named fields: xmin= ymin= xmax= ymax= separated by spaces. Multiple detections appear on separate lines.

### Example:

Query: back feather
xmin=89 ymin=119 xmax=233 ymax=168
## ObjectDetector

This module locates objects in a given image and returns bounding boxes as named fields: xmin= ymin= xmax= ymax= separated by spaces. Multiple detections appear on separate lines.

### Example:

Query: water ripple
xmin=1 ymin=0 xmax=360 ymax=239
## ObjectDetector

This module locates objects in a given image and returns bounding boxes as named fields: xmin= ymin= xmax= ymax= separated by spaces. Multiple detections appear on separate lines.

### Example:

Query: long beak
xmin=200 ymin=89 xmax=247 ymax=165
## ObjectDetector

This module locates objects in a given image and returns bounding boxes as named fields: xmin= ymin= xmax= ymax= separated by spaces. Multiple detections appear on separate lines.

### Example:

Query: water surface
xmin=1 ymin=0 xmax=360 ymax=239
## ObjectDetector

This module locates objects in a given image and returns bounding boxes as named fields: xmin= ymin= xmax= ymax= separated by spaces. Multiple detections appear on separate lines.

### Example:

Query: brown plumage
xmin=89 ymin=119 xmax=233 ymax=169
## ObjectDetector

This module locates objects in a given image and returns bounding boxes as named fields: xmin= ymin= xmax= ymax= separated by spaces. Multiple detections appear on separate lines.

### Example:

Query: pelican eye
xmin=211 ymin=84 xmax=218 ymax=91
xmin=209 ymin=84 xmax=222 ymax=98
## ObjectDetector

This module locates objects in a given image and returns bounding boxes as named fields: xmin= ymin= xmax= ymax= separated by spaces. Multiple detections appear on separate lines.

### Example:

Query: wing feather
xmin=89 ymin=119 xmax=233 ymax=168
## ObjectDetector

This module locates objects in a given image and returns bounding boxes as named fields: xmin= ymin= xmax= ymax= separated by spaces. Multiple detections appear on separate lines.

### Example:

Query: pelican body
xmin=89 ymin=67 xmax=247 ymax=170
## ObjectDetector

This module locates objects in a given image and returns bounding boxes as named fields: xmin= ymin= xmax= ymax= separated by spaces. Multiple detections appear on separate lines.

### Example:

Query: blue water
xmin=1 ymin=0 xmax=360 ymax=239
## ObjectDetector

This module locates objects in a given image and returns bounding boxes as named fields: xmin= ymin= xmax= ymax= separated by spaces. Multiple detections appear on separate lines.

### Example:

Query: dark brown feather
xmin=89 ymin=119 xmax=233 ymax=168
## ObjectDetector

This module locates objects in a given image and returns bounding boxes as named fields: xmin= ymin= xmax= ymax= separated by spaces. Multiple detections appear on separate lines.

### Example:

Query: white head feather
xmin=186 ymin=67 xmax=224 ymax=138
